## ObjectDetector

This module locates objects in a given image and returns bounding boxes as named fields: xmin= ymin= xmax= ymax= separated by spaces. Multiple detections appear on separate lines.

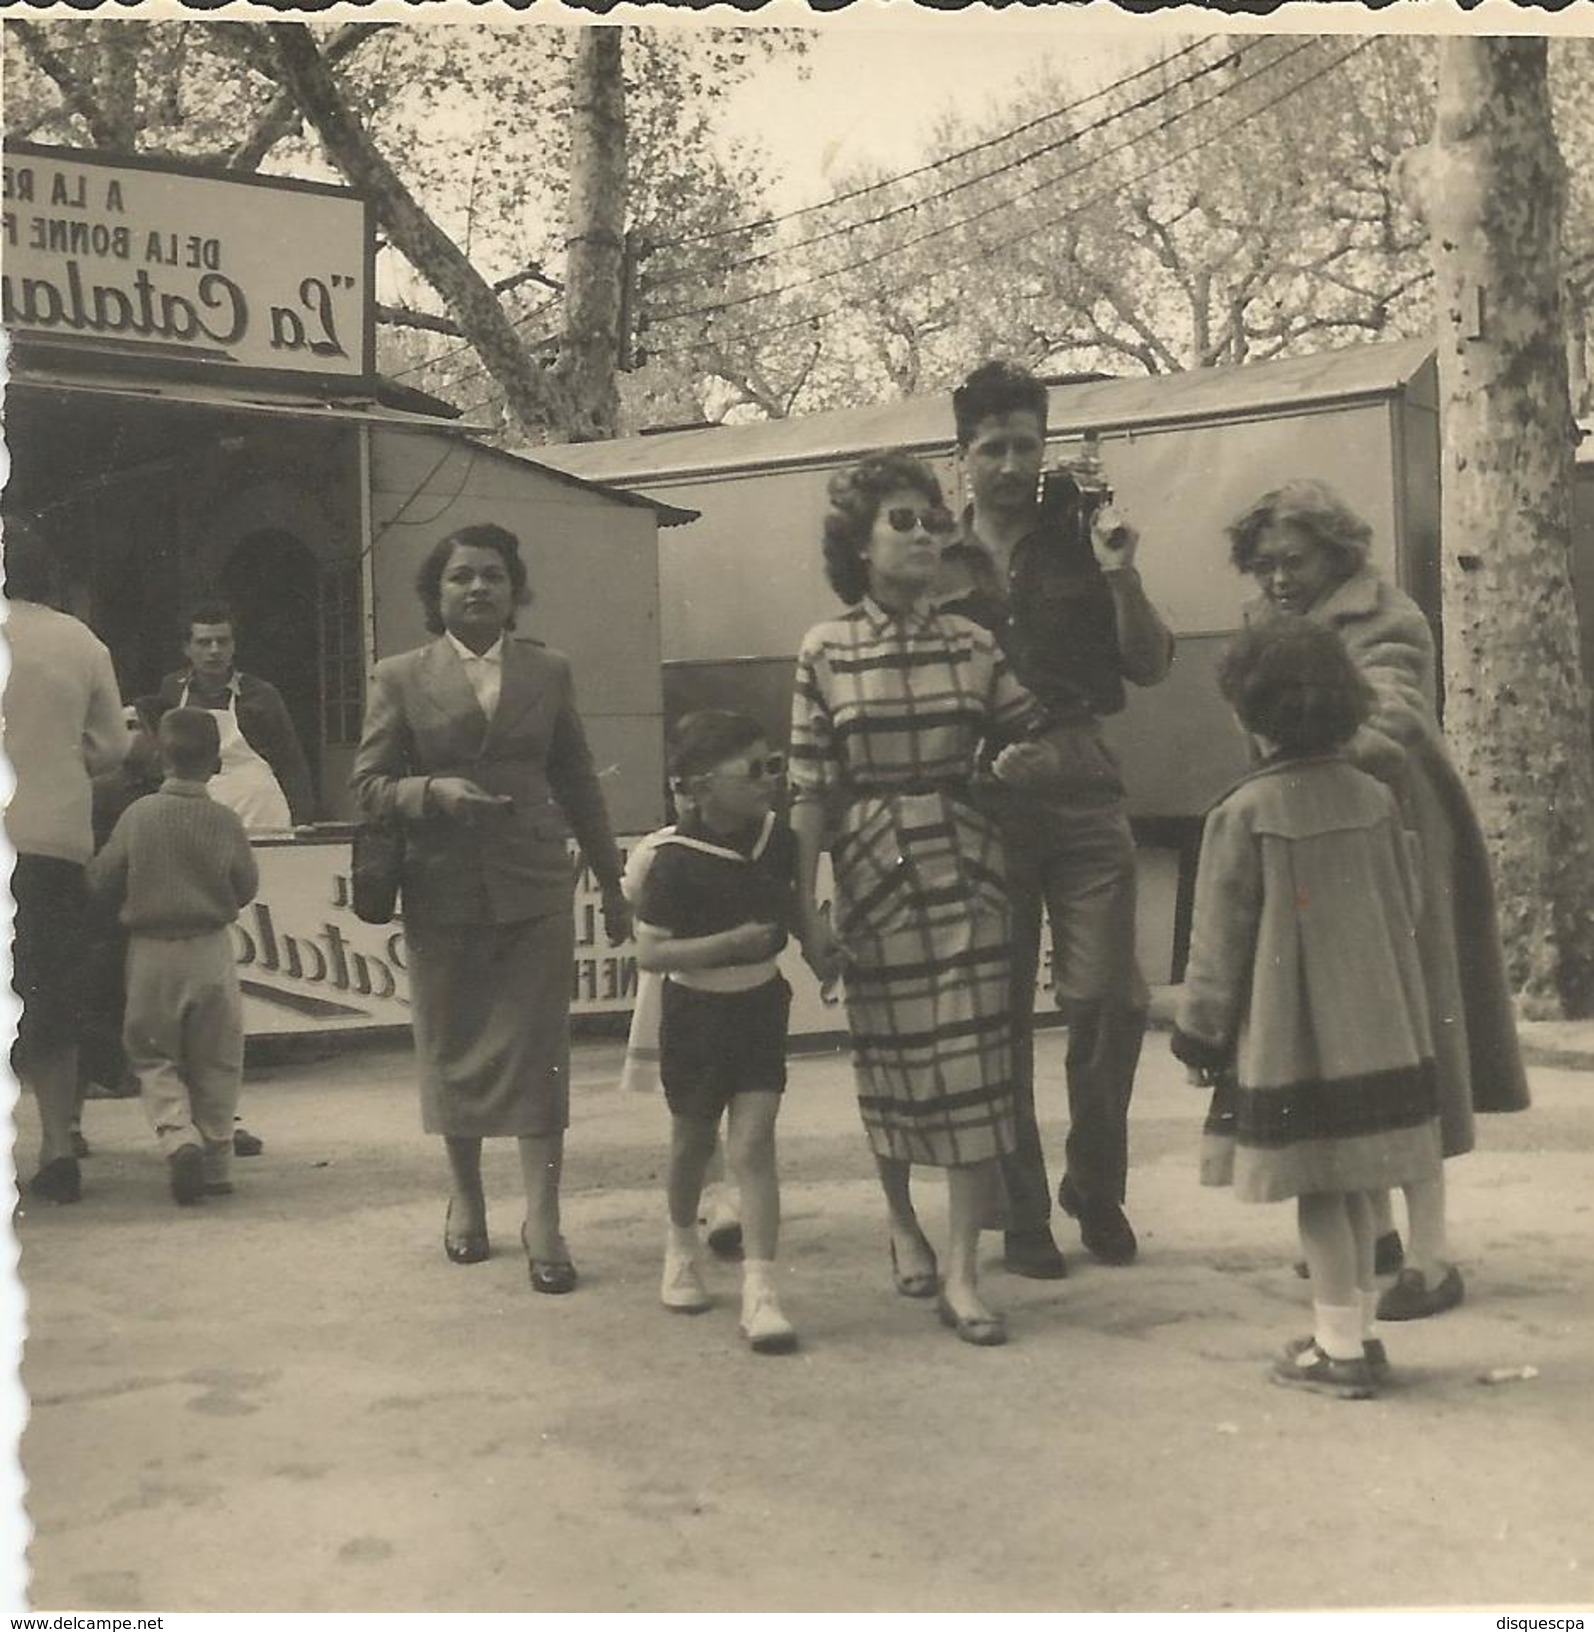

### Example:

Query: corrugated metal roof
xmin=442 ymin=433 xmax=700 ymax=527
xmin=9 ymin=361 xmax=699 ymax=526
xmin=540 ymin=338 xmax=1436 ymax=485
xmin=9 ymin=361 xmax=497 ymax=435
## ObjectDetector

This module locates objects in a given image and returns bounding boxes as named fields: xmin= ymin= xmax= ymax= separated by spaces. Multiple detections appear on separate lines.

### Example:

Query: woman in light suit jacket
xmin=352 ymin=523 xmax=630 ymax=1293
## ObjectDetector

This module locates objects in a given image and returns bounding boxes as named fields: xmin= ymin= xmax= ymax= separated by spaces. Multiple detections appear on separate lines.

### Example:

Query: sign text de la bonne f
xmin=2 ymin=147 xmax=370 ymax=381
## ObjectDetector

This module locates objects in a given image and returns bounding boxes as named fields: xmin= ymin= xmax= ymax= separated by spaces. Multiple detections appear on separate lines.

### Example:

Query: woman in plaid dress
xmin=791 ymin=450 xmax=1048 ymax=1346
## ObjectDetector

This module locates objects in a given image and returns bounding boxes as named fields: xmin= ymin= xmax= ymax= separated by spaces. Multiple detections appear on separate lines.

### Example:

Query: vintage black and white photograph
xmin=2 ymin=0 xmax=1592 ymax=1614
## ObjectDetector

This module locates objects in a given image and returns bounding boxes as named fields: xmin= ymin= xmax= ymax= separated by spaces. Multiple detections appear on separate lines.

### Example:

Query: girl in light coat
xmin=1174 ymin=622 xmax=1443 ymax=1400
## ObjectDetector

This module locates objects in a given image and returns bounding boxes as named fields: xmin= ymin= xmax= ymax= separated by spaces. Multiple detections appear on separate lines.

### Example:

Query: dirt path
xmin=10 ymin=1036 xmax=1593 ymax=1611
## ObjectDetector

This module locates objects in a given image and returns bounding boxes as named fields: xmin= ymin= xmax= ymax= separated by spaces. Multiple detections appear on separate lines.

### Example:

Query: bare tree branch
xmin=227 ymin=22 xmax=391 ymax=173
xmin=265 ymin=20 xmax=563 ymax=437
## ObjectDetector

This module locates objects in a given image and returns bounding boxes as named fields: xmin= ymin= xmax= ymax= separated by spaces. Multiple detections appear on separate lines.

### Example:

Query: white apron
xmin=180 ymin=678 xmax=292 ymax=831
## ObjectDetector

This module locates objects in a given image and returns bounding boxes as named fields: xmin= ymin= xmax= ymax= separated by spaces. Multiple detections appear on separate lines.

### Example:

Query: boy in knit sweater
xmin=87 ymin=709 xmax=260 ymax=1205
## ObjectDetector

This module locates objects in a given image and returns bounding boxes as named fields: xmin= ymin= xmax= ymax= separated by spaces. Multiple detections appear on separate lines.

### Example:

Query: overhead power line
xmin=643 ymin=36 xmax=1374 ymax=365
xmin=646 ymin=34 xmax=1321 ymax=332
xmin=398 ymin=43 xmax=1225 ymax=404
xmin=646 ymin=38 xmax=1252 ymax=293
xmin=649 ymin=35 xmax=1216 ymax=254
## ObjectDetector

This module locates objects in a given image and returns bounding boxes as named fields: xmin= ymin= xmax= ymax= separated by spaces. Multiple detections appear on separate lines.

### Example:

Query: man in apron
xmin=160 ymin=601 xmax=317 ymax=1156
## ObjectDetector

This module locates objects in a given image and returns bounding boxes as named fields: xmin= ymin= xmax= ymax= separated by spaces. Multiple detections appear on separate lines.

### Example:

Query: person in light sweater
xmin=3 ymin=514 xmax=129 ymax=1205
xmin=87 ymin=708 xmax=259 ymax=1205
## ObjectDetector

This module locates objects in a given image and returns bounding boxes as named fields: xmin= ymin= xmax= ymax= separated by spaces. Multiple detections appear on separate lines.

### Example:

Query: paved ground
xmin=7 ymin=1022 xmax=1593 ymax=1613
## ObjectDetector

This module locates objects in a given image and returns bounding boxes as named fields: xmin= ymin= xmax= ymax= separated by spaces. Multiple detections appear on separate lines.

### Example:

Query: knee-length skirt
xmin=834 ymin=792 xmax=1017 ymax=1167
xmin=406 ymin=908 xmax=574 ymax=1138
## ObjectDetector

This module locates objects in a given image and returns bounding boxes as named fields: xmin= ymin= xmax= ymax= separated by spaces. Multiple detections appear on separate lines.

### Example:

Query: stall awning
xmin=5 ymin=360 xmax=497 ymax=437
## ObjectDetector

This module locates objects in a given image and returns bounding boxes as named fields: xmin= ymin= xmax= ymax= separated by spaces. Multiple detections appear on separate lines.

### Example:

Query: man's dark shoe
xmin=1058 ymin=1175 xmax=1138 ymax=1265
xmin=28 ymin=1158 xmax=82 ymax=1206
xmin=1377 ymin=1263 xmax=1464 ymax=1322
xmin=233 ymin=1126 xmax=264 ymax=1158
xmin=1002 ymin=1227 xmax=1068 ymax=1280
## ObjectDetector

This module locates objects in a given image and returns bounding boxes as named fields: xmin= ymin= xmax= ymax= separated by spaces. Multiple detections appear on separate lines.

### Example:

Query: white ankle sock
xmin=742 ymin=1258 xmax=776 ymax=1298
xmin=668 ymin=1223 xmax=700 ymax=1258
xmin=1361 ymin=1290 xmax=1381 ymax=1340
xmin=1313 ymin=1301 xmax=1365 ymax=1361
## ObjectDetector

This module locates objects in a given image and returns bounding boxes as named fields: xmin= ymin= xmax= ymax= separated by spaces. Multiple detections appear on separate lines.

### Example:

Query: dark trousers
xmin=997 ymin=796 xmax=1149 ymax=1230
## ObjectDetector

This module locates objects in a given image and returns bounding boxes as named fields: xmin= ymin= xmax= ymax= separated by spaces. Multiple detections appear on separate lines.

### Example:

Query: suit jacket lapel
xmin=423 ymin=638 xmax=490 ymax=747
xmin=483 ymin=638 xmax=538 ymax=749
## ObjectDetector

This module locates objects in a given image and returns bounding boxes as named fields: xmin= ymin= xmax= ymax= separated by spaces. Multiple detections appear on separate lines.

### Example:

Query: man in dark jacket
xmin=159 ymin=602 xmax=315 ymax=828
xmin=940 ymin=360 xmax=1174 ymax=1279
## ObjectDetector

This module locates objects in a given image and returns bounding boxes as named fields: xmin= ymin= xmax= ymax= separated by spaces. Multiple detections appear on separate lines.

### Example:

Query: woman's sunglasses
xmin=882 ymin=506 xmax=956 ymax=537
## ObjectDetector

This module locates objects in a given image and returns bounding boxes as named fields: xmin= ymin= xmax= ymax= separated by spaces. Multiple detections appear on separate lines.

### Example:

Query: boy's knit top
xmin=87 ymin=778 xmax=260 ymax=937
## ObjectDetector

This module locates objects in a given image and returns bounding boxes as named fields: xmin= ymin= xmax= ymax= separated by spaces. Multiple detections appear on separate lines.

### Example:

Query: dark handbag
xmin=351 ymin=820 xmax=406 ymax=925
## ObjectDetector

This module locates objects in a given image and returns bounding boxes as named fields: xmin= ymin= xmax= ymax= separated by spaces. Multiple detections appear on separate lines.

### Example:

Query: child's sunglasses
xmin=710 ymin=753 xmax=786 ymax=782
xmin=882 ymin=505 xmax=956 ymax=537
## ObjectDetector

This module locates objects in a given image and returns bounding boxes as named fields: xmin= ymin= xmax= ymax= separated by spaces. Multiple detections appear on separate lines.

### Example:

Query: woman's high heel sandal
xmin=889 ymin=1238 xmax=939 ymax=1299
xmin=444 ymin=1199 xmax=489 ymax=1265
xmin=936 ymin=1294 xmax=1008 ymax=1347
xmin=521 ymin=1222 xmax=578 ymax=1294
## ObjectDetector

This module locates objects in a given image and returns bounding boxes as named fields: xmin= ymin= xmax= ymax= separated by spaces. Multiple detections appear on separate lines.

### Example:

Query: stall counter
xmin=239 ymin=827 xmax=836 ymax=1040
xmin=240 ymin=828 xmax=1176 ymax=1041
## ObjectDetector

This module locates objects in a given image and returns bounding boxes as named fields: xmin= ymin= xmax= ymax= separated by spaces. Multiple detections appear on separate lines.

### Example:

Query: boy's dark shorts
xmin=11 ymin=856 xmax=88 ymax=1066
xmin=660 ymin=975 xmax=792 ymax=1122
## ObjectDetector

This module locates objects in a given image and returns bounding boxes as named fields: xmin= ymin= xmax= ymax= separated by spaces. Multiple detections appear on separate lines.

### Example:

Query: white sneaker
xmin=740 ymin=1286 xmax=798 ymax=1354
xmin=661 ymin=1251 xmax=712 ymax=1314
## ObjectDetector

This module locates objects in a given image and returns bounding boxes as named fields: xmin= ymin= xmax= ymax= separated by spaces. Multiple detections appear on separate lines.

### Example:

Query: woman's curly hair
xmin=1217 ymin=619 xmax=1373 ymax=758
xmin=1227 ymin=478 xmax=1373 ymax=581
xmin=414 ymin=522 xmax=532 ymax=636
xmin=821 ymin=449 xmax=945 ymax=605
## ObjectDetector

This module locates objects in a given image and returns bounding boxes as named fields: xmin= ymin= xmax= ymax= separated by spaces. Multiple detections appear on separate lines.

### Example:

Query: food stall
xmin=3 ymin=140 xmax=692 ymax=1038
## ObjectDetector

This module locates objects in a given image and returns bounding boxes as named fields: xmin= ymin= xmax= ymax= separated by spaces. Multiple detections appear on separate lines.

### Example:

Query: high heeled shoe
xmin=444 ymin=1199 xmax=489 ymax=1265
xmin=521 ymin=1222 xmax=577 ymax=1294
xmin=889 ymin=1237 xmax=939 ymax=1299
xmin=936 ymin=1293 xmax=1008 ymax=1347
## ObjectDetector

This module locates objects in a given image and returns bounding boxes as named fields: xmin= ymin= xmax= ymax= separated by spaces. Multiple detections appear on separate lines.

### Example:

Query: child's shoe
xmin=661 ymin=1249 xmax=713 ymax=1314
xmin=202 ymin=1140 xmax=234 ymax=1197
xmin=168 ymin=1145 xmax=205 ymax=1207
xmin=740 ymin=1285 xmax=798 ymax=1354
xmin=1270 ymin=1339 xmax=1376 ymax=1399
xmin=1283 ymin=1333 xmax=1389 ymax=1381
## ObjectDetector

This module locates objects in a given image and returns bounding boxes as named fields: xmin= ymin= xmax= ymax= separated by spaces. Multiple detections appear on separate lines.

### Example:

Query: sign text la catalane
xmin=2 ymin=146 xmax=370 ymax=381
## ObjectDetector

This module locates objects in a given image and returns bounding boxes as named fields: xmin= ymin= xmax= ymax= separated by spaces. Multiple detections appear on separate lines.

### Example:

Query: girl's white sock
xmin=742 ymin=1258 xmax=776 ymax=1297
xmin=1313 ymin=1301 xmax=1365 ymax=1362
xmin=1360 ymin=1290 xmax=1381 ymax=1340
xmin=667 ymin=1223 xmax=700 ymax=1258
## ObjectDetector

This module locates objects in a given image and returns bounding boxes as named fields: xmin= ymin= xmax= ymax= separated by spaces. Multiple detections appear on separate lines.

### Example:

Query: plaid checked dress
xmin=791 ymin=597 xmax=1043 ymax=1167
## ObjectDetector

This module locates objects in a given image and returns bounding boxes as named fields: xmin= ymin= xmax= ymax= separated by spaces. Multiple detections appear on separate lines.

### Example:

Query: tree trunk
xmin=265 ymin=22 xmax=560 ymax=440
xmin=1427 ymin=37 xmax=1594 ymax=1017
xmin=555 ymin=26 xmax=626 ymax=443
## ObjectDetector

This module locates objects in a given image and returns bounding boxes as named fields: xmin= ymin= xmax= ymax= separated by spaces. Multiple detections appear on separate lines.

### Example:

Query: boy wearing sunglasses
xmin=635 ymin=710 xmax=801 ymax=1354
